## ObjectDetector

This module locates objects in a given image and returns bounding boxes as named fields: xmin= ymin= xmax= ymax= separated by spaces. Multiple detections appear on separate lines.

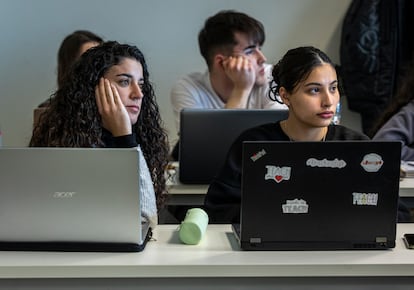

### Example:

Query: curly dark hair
xmin=30 ymin=41 xmax=169 ymax=210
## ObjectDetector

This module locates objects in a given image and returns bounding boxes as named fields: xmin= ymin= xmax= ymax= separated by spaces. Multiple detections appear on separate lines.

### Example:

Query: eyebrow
xmin=116 ymin=73 xmax=133 ymax=78
xmin=116 ymin=73 xmax=144 ymax=82
xmin=304 ymin=80 xmax=338 ymax=87
xmin=243 ymin=44 xmax=257 ymax=52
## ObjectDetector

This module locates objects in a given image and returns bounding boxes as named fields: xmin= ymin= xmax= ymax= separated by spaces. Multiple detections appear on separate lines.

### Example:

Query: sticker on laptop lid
xmin=250 ymin=149 xmax=266 ymax=162
xmin=282 ymin=199 xmax=309 ymax=214
xmin=360 ymin=153 xmax=384 ymax=172
xmin=306 ymin=158 xmax=346 ymax=168
xmin=352 ymin=192 xmax=378 ymax=206
xmin=265 ymin=165 xmax=291 ymax=183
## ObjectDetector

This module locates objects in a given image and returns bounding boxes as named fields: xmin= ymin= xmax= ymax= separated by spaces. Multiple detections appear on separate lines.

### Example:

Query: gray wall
xmin=0 ymin=0 xmax=360 ymax=147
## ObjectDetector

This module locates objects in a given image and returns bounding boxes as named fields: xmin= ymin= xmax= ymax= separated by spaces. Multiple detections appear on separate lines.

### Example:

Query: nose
xmin=131 ymin=82 xmax=144 ymax=99
xmin=256 ymin=48 xmax=266 ymax=64
xmin=321 ymin=89 xmax=335 ymax=108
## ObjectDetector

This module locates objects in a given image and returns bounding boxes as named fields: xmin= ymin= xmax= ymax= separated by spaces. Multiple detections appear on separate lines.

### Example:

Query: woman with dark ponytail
xmin=204 ymin=46 xmax=370 ymax=223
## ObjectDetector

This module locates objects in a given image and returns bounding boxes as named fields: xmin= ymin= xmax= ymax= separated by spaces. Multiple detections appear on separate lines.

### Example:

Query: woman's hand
xmin=95 ymin=78 xmax=132 ymax=136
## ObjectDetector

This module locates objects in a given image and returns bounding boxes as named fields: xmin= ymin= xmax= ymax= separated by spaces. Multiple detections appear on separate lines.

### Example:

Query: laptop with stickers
xmin=179 ymin=108 xmax=288 ymax=184
xmin=0 ymin=147 xmax=151 ymax=252
xmin=233 ymin=140 xmax=401 ymax=250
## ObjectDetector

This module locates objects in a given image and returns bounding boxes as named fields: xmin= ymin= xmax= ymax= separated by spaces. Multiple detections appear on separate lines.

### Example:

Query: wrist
xmin=225 ymin=89 xmax=250 ymax=108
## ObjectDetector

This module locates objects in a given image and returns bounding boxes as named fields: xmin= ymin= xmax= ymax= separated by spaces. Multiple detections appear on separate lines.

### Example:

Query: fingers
xmin=95 ymin=78 xmax=121 ymax=109
xmin=95 ymin=77 xmax=117 ymax=119
xmin=103 ymin=78 xmax=115 ymax=106
xmin=109 ymin=80 xmax=122 ymax=106
xmin=223 ymin=55 xmax=252 ymax=71
xmin=95 ymin=78 xmax=104 ymax=113
xmin=222 ymin=55 xmax=255 ymax=91
xmin=94 ymin=78 xmax=131 ymax=136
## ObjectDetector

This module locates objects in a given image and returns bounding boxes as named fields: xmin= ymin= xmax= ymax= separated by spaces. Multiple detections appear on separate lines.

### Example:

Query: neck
xmin=281 ymin=120 xmax=328 ymax=141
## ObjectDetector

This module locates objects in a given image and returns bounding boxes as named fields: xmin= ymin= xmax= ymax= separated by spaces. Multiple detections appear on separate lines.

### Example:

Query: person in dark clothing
xmin=372 ymin=60 xmax=414 ymax=161
xmin=339 ymin=0 xmax=414 ymax=135
xmin=204 ymin=46 xmax=371 ymax=223
xmin=29 ymin=41 xmax=169 ymax=222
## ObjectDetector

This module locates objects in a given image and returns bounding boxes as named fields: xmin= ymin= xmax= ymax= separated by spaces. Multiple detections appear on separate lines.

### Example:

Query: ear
xmin=279 ymin=87 xmax=290 ymax=106
xmin=213 ymin=54 xmax=226 ymax=69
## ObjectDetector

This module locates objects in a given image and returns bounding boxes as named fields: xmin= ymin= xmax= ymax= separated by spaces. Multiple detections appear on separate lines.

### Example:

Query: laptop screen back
xmin=238 ymin=140 xmax=401 ymax=250
xmin=179 ymin=109 xmax=288 ymax=184
xmin=0 ymin=147 xmax=147 ymax=251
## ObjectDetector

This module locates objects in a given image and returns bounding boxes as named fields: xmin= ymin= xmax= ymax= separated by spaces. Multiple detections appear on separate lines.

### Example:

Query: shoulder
xmin=327 ymin=125 xmax=369 ymax=140
xmin=174 ymin=71 xmax=207 ymax=87
xmin=237 ymin=121 xmax=287 ymax=141
xmin=171 ymin=71 xmax=213 ymax=97
xmin=397 ymin=100 xmax=414 ymax=114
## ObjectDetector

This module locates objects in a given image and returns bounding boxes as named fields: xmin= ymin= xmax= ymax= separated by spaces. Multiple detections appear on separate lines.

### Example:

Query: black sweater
xmin=203 ymin=121 xmax=372 ymax=223
xmin=101 ymin=128 xmax=138 ymax=148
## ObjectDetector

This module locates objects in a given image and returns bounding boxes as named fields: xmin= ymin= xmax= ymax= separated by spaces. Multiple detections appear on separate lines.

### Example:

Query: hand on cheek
xmin=222 ymin=55 xmax=255 ymax=91
xmin=95 ymin=78 xmax=132 ymax=136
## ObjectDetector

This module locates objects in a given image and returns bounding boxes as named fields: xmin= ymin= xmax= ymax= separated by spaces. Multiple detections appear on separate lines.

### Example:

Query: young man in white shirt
xmin=170 ymin=10 xmax=287 ymax=159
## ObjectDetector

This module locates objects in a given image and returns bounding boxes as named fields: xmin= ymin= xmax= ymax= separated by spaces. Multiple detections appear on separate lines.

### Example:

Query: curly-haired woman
xmin=30 ymin=41 xmax=169 ymax=229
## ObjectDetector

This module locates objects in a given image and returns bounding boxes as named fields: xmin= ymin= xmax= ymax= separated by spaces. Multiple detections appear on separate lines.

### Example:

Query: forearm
xmin=224 ymin=87 xmax=251 ymax=108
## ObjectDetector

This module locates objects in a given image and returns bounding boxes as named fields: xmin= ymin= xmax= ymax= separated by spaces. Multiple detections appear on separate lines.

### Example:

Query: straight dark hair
xmin=269 ymin=46 xmax=335 ymax=103
xmin=57 ymin=30 xmax=103 ymax=88
xmin=198 ymin=10 xmax=265 ymax=67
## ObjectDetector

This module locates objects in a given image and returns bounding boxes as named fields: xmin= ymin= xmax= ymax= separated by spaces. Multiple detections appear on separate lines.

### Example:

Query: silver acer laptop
xmin=233 ymin=140 xmax=401 ymax=250
xmin=179 ymin=108 xmax=288 ymax=184
xmin=0 ymin=147 xmax=150 ymax=252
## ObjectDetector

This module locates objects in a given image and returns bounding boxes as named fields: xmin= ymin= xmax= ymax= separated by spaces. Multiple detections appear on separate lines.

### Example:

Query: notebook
xmin=233 ymin=140 xmax=401 ymax=250
xmin=0 ymin=147 xmax=150 ymax=252
xmin=179 ymin=108 xmax=288 ymax=184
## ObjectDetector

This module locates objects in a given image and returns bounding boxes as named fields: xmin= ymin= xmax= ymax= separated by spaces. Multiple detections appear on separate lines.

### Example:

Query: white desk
xmin=1 ymin=224 xmax=414 ymax=289
xmin=399 ymin=178 xmax=414 ymax=197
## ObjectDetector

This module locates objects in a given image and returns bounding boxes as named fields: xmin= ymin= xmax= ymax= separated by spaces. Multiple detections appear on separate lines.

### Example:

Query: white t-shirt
xmin=170 ymin=65 xmax=287 ymax=132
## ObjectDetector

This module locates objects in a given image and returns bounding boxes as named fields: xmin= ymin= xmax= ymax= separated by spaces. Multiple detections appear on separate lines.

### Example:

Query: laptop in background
xmin=179 ymin=109 xmax=288 ymax=184
xmin=233 ymin=141 xmax=401 ymax=250
xmin=0 ymin=147 xmax=150 ymax=252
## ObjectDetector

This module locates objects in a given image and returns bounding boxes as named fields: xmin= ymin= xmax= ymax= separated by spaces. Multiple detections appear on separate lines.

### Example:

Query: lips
xmin=126 ymin=105 xmax=140 ymax=113
xmin=318 ymin=111 xmax=334 ymax=119
xmin=258 ymin=67 xmax=265 ymax=75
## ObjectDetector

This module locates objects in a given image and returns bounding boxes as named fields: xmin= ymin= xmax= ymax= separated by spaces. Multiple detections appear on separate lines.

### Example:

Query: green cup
xmin=179 ymin=208 xmax=209 ymax=245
